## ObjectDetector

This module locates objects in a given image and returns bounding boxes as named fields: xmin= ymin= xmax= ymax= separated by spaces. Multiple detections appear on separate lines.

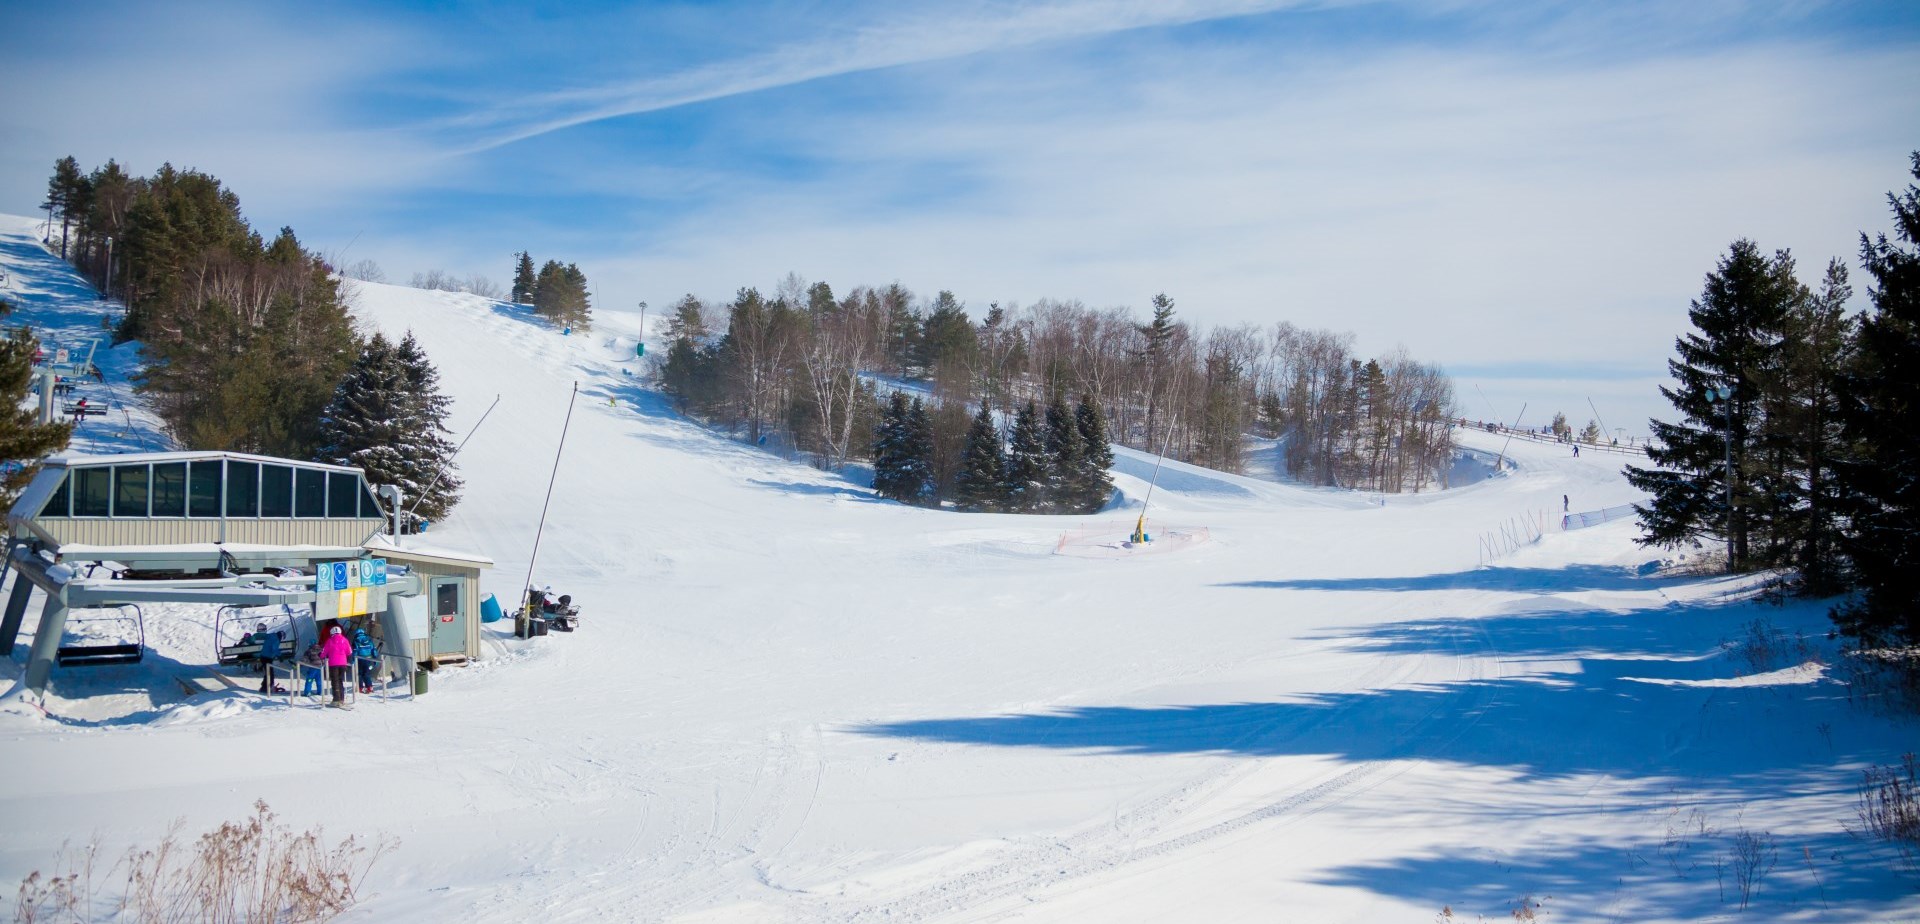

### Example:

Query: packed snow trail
xmin=1 ymin=227 xmax=1914 ymax=922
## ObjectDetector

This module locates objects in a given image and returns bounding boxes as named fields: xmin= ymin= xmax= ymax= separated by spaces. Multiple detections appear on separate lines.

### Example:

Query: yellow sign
xmin=335 ymin=587 xmax=373 ymax=618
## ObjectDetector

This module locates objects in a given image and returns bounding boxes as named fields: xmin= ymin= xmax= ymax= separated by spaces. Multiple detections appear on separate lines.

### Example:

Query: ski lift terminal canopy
xmin=8 ymin=450 xmax=389 ymax=565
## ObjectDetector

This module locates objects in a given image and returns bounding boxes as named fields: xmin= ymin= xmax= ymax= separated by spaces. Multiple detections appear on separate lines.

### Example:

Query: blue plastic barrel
xmin=479 ymin=593 xmax=503 ymax=624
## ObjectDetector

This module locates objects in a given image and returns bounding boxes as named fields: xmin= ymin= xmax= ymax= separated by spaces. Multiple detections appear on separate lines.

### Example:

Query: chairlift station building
xmin=1 ymin=451 xmax=492 ymax=696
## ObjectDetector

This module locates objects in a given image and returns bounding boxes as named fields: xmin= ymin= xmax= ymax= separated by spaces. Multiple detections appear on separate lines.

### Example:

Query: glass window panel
xmin=260 ymin=465 xmax=293 ymax=517
xmin=73 ymin=467 xmax=111 ymax=517
xmin=294 ymin=468 xmax=326 ymax=518
xmin=113 ymin=465 xmax=149 ymax=517
xmin=360 ymin=481 xmax=383 ymax=519
xmin=40 ymin=473 xmax=70 ymax=518
xmin=226 ymin=462 xmax=260 ymax=517
xmin=327 ymin=472 xmax=359 ymax=518
xmin=188 ymin=460 xmax=222 ymax=517
xmin=151 ymin=463 xmax=186 ymax=517
xmin=435 ymin=582 xmax=459 ymax=617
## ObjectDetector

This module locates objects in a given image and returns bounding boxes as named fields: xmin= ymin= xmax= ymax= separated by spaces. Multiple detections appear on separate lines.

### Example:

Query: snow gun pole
xmin=1133 ymin=414 xmax=1178 ymax=544
xmin=1495 ymin=402 xmax=1526 ymax=473
xmin=521 ymin=383 xmax=578 ymax=627
xmin=1585 ymin=397 xmax=1610 ymax=447
xmin=401 ymin=393 xmax=502 ymax=530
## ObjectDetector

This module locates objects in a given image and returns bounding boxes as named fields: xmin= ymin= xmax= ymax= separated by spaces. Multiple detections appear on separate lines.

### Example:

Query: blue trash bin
xmin=480 ymin=593 xmax=503 ymax=624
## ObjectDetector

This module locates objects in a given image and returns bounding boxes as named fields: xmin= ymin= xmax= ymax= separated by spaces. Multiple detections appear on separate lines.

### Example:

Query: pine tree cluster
xmin=43 ymin=157 xmax=358 ymax=458
xmin=872 ymin=392 xmax=1113 ymax=513
xmin=1629 ymin=152 xmax=1920 ymax=649
xmin=36 ymin=156 xmax=465 ymax=527
xmin=315 ymin=332 xmax=463 ymax=530
xmin=511 ymin=251 xmax=592 ymax=331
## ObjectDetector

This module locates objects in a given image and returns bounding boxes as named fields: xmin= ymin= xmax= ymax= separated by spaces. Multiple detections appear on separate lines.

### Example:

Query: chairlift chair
xmin=54 ymin=604 xmax=146 ymax=667
xmin=215 ymin=604 xmax=299 ymax=665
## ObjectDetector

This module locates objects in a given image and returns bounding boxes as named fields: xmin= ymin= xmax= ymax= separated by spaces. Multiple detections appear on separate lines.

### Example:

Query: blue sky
xmin=4 ymin=0 xmax=1918 ymax=435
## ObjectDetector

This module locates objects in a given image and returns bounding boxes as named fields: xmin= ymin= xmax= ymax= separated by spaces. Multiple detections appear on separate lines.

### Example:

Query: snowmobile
xmin=519 ymin=587 xmax=581 ymax=634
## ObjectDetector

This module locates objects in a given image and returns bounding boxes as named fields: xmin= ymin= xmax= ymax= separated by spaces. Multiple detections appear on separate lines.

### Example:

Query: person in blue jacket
xmin=352 ymin=628 xmax=381 ymax=694
xmin=253 ymin=622 xmax=283 ymax=693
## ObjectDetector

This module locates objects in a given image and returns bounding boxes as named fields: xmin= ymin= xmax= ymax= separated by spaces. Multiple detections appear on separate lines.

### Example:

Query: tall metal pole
xmin=520 ymin=383 xmax=578 ymax=633
xmin=1585 ymin=396 xmax=1609 ymax=447
xmin=1133 ymin=413 xmax=1178 ymax=544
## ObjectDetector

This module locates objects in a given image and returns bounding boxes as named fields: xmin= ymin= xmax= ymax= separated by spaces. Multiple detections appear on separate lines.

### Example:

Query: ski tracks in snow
xmin=799 ymin=604 xmax=1504 ymax=923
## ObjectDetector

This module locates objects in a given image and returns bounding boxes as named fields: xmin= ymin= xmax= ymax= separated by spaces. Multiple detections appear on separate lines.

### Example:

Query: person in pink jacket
xmin=322 ymin=625 xmax=353 ymax=708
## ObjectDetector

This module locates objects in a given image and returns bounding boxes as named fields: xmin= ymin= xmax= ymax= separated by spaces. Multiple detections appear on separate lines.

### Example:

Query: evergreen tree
xmin=46 ymin=156 xmax=85 ymax=259
xmin=874 ymin=395 xmax=936 ymax=505
xmin=315 ymin=331 xmax=462 ymax=529
xmin=917 ymin=291 xmax=975 ymax=380
xmin=954 ymin=401 xmax=1006 ymax=512
xmin=903 ymin=397 xmax=937 ymax=505
xmin=1043 ymin=393 xmax=1082 ymax=512
xmin=660 ymin=295 xmax=721 ymax=417
xmin=880 ymin=283 xmax=919 ymax=375
xmin=532 ymin=260 xmax=568 ymax=323
xmin=1579 ymin=420 xmax=1603 ymax=444
xmin=1073 ymin=394 xmax=1115 ymax=512
xmin=392 ymin=331 xmax=463 ymax=521
xmin=0 ymin=305 xmax=73 ymax=507
xmin=561 ymin=263 xmax=593 ymax=330
xmin=1138 ymin=293 xmax=1178 ymax=447
xmin=510 ymin=252 xmax=536 ymax=303
xmin=1549 ymin=411 xmax=1571 ymax=440
xmin=1768 ymin=259 xmax=1854 ymax=592
xmin=1833 ymin=152 xmax=1920 ymax=647
xmin=872 ymin=392 xmax=934 ymax=504
xmin=1003 ymin=400 xmax=1049 ymax=512
xmin=871 ymin=392 xmax=909 ymax=501
xmin=664 ymin=293 xmax=709 ymax=342
xmin=1627 ymin=240 xmax=1801 ymax=570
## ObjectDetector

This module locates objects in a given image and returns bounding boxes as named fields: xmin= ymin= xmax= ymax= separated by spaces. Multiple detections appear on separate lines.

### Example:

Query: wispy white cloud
xmin=445 ymin=0 xmax=1328 ymax=153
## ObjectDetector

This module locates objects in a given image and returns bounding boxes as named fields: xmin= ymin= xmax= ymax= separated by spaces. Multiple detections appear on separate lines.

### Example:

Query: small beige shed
xmin=364 ymin=536 xmax=494 ymax=666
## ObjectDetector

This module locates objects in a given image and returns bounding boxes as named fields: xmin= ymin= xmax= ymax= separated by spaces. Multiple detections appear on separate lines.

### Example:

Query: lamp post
xmin=102 ymin=235 xmax=113 ymax=302
xmin=1707 ymin=385 xmax=1735 ymax=570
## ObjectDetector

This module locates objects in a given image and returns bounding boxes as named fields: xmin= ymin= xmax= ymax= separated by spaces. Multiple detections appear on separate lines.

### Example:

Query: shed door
xmin=429 ymin=577 xmax=466 ymax=655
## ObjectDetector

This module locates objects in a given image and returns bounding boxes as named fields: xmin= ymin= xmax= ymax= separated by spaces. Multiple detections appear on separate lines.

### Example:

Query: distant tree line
xmin=1629 ymin=152 xmax=1920 ymax=650
xmin=407 ymin=268 xmax=500 ymax=299
xmin=510 ymin=252 xmax=592 ymax=330
xmin=658 ymin=272 xmax=1456 ymax=501
xmin=39 ymin=157 xmax=462 ymax=522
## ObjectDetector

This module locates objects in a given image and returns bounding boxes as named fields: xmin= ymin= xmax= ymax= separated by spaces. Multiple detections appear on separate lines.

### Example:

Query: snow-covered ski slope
xmin=3 ymin=216 xmax=1917 ymax=921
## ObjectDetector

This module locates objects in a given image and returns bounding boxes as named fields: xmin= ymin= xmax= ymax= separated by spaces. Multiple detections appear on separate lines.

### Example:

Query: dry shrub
xmin=1725 ymin=617 xmax=1816 ymax=675
xmin=13 ymin=801 xmax=393 ymax=923
xmin=1857 ymin=753 xmax=1920 ymax=874
xmin=1726 ymin=828 xmax=1777 ymax=910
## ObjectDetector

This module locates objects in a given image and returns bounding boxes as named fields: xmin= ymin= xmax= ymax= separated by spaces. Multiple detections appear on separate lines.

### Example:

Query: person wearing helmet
xmin=322 ymin=625 xmax=353 ymax=708
xmin=352 ymin=628 xmax=380 ymax=694
xmin=254 ymin=621 xmax=283 ymax=693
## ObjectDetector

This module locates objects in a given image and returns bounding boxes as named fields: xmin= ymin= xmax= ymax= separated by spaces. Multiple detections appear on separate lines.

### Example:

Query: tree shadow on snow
xmin=1312 ymin=827 xmax=1914 ymax=920
xmin=857 ymin=591 xmax=1863 ymax=784
xmin=1215 ymin=563 xmax=1692 ymax=595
